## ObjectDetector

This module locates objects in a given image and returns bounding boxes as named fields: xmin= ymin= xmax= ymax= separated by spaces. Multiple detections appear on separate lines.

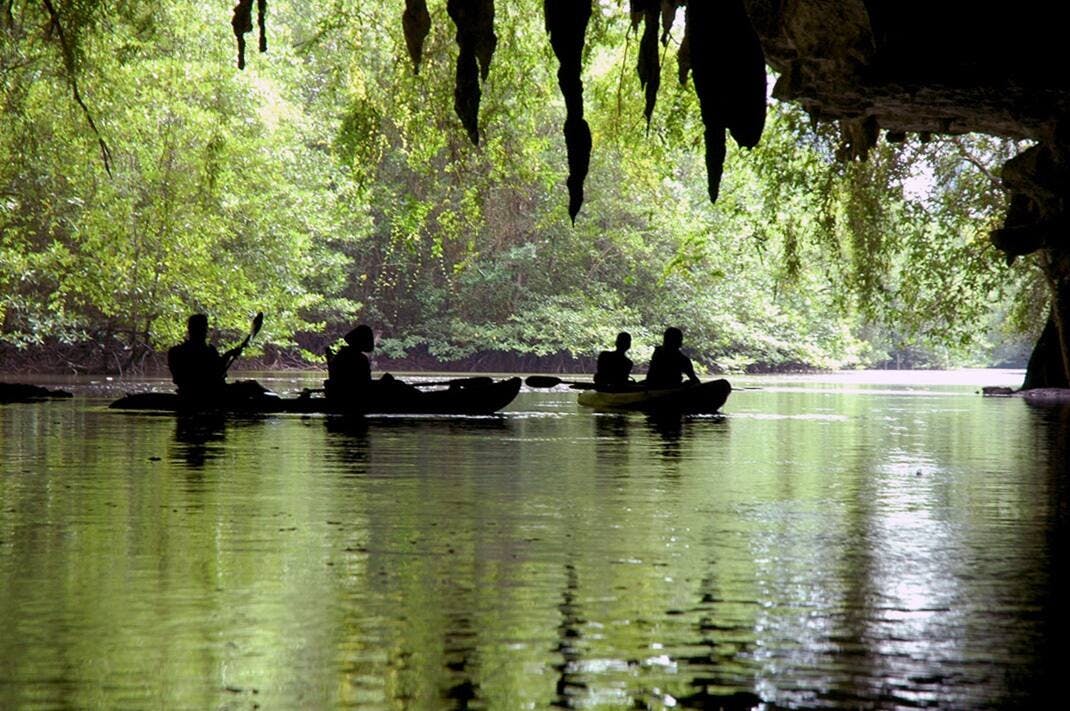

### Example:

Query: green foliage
xmin=0 ymin=0 xmax=1037 ymax=371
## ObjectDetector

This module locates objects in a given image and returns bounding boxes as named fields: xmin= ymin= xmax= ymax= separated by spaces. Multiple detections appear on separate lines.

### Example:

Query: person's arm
xmin=683 ymin=354 xmax=699 ymax=383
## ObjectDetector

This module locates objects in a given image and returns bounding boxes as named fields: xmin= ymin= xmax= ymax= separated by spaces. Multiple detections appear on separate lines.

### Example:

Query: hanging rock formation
xmin=403 ymin=0 xmax=432 ymax=73
xmin=682 ymin=0 xmax=767 ymax=202
xmin=231 ymin=0 xmax=267 ymax=70
xmin=447 ymin=0 xmax=496 ymax=146
xmin=991 ymin=141 xmax=1070 ymax=388
xmin=544 ymin=0 xmax=592 ymax=224
xmin=743 ymin=0 xmax=1070 ymax=386
xmin=631 ymin=1 xmax=661 ymax=128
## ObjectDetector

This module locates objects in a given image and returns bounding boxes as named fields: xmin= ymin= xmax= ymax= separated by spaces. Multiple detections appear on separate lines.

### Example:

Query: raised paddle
xmin=222 ymin=311 xmax=264 ymax=374
xmin=524 ymin=375 xmax=597 ymax=390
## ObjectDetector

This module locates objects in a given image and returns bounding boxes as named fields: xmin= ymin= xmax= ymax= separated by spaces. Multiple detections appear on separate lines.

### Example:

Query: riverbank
xmin=1 ymin=340 xmax=1010 ymax=378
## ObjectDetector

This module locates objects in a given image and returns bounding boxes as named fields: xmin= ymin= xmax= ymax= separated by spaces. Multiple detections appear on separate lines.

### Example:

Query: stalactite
xmin=257 ymin=0 xmax=267 ymax=53
xmin=631 ymin=0 xmax=660 ymax=127
xmin=677 ymin=14 xmax=691 ymax=85
xmin=660 ymin=0 xmax=682 ymax=45
xmin=403 ymin=0 xmax=432 ymax=74
xmin=545 ymin=0 xmax=592 ymax=223
xmin=232 ymin=0 xmax=267 ymax=69
xmin=686 ymin=0 xmax=766 ymax=202
xmin=448 ymin=0 xmax=496 ymax=145
xmin=232 ymin=0 xmax=253 ymax=70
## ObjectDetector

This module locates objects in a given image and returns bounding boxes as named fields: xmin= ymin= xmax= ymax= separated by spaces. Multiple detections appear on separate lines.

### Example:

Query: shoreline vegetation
xmin=0 ymin=340 xmax=1027 ymax=378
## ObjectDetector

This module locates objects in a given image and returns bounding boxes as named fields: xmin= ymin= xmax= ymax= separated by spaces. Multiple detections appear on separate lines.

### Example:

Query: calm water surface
xmin=1 ymin=370 xmax=1066 ymax=709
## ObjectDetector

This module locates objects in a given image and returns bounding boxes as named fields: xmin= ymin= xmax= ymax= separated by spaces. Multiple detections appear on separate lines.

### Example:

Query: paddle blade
xmin=251 ymin=311 xmax=264 ymax=338
xmin=524 ymin=375 xmax=564 ymax=388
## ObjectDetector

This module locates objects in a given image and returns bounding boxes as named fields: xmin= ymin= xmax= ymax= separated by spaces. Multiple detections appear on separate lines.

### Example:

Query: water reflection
xmin=554 ymin=562 xmax=586 ymax=707
xmin=1029 ymin=404 xmax=1070 ymax=703
xmin=0 ymin=384 xmax=1066 ymax=708
xmin=171 ymin=414 xmax=228 ymax=468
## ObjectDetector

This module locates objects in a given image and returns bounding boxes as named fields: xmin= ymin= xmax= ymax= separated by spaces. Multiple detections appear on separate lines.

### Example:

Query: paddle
xmin=222 ymin=311 xmax=264 ymax=374
xmin=524 ymin=375 xmax=597 ymax=390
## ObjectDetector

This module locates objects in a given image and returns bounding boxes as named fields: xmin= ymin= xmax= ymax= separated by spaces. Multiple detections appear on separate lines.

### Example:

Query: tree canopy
xmin=0 ymin=0 xmax=1039 ymax=373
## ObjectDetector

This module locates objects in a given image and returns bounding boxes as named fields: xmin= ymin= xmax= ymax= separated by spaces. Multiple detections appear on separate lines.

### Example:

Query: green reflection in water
xmin=0 ymin=380 xmax=1066 ymax=709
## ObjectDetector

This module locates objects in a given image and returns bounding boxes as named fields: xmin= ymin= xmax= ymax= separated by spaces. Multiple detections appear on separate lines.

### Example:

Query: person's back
xmin=325 ymin=325 xmax=374 ymax=403
xmin=168 ymin=315 xmax=227 ymax=399
xmin=594 ymin=332 xmax=633 ymax=389
xmin=645 ymin=327 xmax=699 ymax=388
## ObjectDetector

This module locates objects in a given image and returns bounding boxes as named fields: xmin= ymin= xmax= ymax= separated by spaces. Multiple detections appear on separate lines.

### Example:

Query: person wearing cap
xmin=167 ymin=313 xmax=241 ymax=399
xmin=325 ymin=324 xmax=374 ymax=402
xmin=644 ymin=327 xmax=700 ymax=388
xmin=593 ymin=331 xmax=634 ymax=389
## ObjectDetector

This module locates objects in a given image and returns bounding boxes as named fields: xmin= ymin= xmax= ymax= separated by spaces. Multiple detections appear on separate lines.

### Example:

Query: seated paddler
xmin=167 ymin=313 xmax=241 ymax=400
xmin=644 ymin=326 xmax=700 ymax=388
xmin=593 ymin=331 xmax=634 ymax=389
xmin=325 ymin=324 xmax=412 ymax=406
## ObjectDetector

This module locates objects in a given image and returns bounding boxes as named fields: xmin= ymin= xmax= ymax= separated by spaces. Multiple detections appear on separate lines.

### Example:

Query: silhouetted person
xmin=645 ymin=327 xmax=699 ymax=388
xmin=168 ymin=314 xmax=239 ymax=399
xmin=325 ymin=325 xmax=374 ymax=402
xmin=325 ymin=324 xmax=411 ymax=406
xmin=594 ymin=331 xmax=633 ymax=388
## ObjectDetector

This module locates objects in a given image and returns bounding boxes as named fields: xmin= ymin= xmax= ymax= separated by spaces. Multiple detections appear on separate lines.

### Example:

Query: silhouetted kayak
xmin=577 ymin=379 xmax=731 ymax=414
xmin=109 ymin=377 xmax=522 ymax=415
xmin=0 ymin=383 xmax=73 ymax=403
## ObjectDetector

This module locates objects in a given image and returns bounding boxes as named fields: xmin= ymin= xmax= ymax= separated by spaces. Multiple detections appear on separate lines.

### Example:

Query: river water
xmin=1 ymin=370 xmax=1066 ymax=709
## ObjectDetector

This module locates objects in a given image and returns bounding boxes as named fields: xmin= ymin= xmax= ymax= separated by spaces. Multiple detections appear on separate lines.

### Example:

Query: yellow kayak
xmin=577 ymin=379 xmax=731 ymax=414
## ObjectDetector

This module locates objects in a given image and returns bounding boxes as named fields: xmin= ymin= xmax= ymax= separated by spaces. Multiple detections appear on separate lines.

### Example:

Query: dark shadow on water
xmin=170 ymin=414 xmax=268 ymax=470
xmin=171 ymin=414 xmax=227 ymax=469
xmin=1027 ymin=404 xmax=1070 ymax=703
xmin=645 ymin=413 xmax=728 ymax=462
xmin=441 ymin=614 xmax=481 ymax=709
xmin=324 ymin=414 xmax=514 ymax=471
xmin=553 ymin=561 xmax=587 ymax=708
xmin=594 ymin=414 xmax=631 ymax=473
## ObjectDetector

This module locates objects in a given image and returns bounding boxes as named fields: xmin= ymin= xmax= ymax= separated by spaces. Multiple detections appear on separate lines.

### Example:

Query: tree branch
xmin=40 ymin=0 xmax=112 ymax=176
xmin=945 ymin=136 xmax=1001 ymax=190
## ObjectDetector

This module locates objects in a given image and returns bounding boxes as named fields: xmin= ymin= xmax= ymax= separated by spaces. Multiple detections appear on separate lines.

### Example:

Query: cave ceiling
xmin=749 ymin=0 xmax=1070 ymax=143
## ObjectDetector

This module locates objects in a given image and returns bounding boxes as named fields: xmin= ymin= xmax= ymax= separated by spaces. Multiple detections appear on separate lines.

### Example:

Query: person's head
xmin=186 ymin=314 xmax=209 ymax=343
xmin=615 ymin=331 xmax=632 ymax=352
xmin=662 ymin=327 xmax=683 ymax=349
xmin=344 ymin=324 xmax=375 ymax=352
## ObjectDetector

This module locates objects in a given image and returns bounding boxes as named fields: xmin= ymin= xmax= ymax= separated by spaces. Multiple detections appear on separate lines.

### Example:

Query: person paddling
xmin=325 ymin=324 xmax=412 ymax=405
xmin=594 ymin=331 xmax=634 ymax=389
xmin=167 ymin=314 xmax=242 ymax=399
xmin=645 ymin=327 xmax=700 ymax=388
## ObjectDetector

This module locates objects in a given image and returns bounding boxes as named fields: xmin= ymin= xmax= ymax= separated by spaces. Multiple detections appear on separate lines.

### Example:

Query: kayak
xmin=577 ymin=379 xmax=731 ymax=414
xmin=1 ymin=383 xmax=73 ymax=403
xmin=109 ymin=377 xmax=523 ymax=416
